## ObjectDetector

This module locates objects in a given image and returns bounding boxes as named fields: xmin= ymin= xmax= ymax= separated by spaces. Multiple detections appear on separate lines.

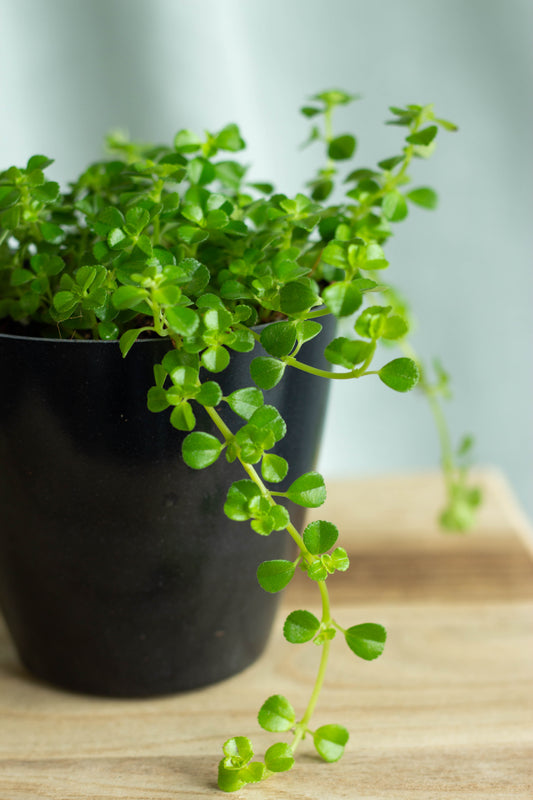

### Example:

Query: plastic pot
xmin=0 ymin=319 xmax=333 ymax=697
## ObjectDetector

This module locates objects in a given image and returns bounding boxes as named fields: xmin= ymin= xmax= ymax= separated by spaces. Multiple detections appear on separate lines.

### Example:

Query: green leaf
xmin=112 ymin=285 xmax=148 ymax=310
xmin=257 ymin=695 xmax=296 ymax=732
xmin=382 ymin=191 xmax=408 ymax=222
xmin=206 ymin=208 xmax=229 ymax=229
xmin=406 ymin=186 xmax=438 ymax=209
xmin=311 ymin=179 xmax=334 ymax=201
xmin=119 ymin=327 xmax=144 ymax=357
xmin=222 ymin=736 xmax=254 ymax=769
xmin=279 ymin=281 xmax=319 ymax=314
xmin=108 ymin=227 xmax=128 ymax=248
xmin=268 ymin=504 xmax=290 ymax=531
xmin=382 ymin=315 xmax=408 ymax=340
xmin=217 ymin=763 xmax=246 ymax=793
xmin=215 ymin=123 xmax=245 ymax=152
xmin=286 ymin=472 xmax=326 ymax=508
xmin=201 ymin=345 xmax=230 ymax=373
xmin=224 ymin=480 xmax=262 ymax=520
xmin=147 ymin=386 xmax=170 ymax=412
xmin=345 ymin=623 xmax=386 ymax=660
xmin=322 ymin=242 xmax=346 ymax=269
xmin=257 ymin=560 xmax=295 ymax=593
xmin=377 ymin=154 xmax=404 ymax=171
xmin=303 ymin=520 xmax=339 ymax=554
xmin=0 ymin=186 xmax=21 ymax=209
xmin=226 ymin=327 xmax=255 ymax=353
xmin=226 ymin=387 xmax=264 ymax=420
xmin=324 ymin=337 xmax=372 ymax=369
xmin=362 ymin=243 xmax=389 ymax=270
xmin=195 ymin=381 xmax=222 ymax=407
xmin=166 ymin=305 xmax=199 ymax=337
xmin=10 ymin=268 xmax=34 ymax=287
xmin=322 ymin=282 xmax=362 ymax=317
xmin=296 ymin=319 xmax=322 ymax=345
xmin=435 ymin=116 xmax=458 ymax=132
xmin=354 ymin=305 xmax=390 ymax=340
xmin=152 ymin=285 xmax=181 ymax=306
xmin=215 ymin=160 xmax=247 ymax=190
xmin=27 ymin=154 xmax=54 ymax=171
xmin=406 ymin=125 xmax=438 ymax=146
xmin=249 ymin=405 xmax=286 ymax=442
xmin=170 ymin=401 xmax=196 ymax=431
xmin=379 ymin=357 xmax=419 ymax=392
xmin=300 ymin=105 xmax=321 ymax=118
xmin=306 ymin=560 xmax=328 ymax=582
xmin=261 ymin=453 xmax=288 ymax=483
xmin=328 ymin=134 xmax=356 ymax=160
xmin=250 ymin=357 xmax=286 ymax=390
xmin=264 ymin=743 xmax=295 ymax=773
xmin=283 ymin=609 xmax=320 ymax=643
xmin=40 ymin=222 xmax=64 ymax=243
xmin=260 ymin=321 xmax=297 ymax=358
xmin=313 ymin=724 xmax=349 ymax=762
xmin=174 ymin=129 xmax=202 ymax=153
xmin=313 ymin=89 xmax=357 ymax=106
xmin=52 ymin=290 xmax=76 ymax=313
xmin=330 ymin=546 xmax=350 ymax=571
xmin=98 ymin=206 xmax=125 ymax=229
xmin=182 ymin=431 xmax=223 ymax=469
xmin=75 ymin=265 xmax=96 ymax=291
xmin=204 ymin=307 xmax=233 ymax=332
xmin=97 ymin=322 xmax=119 ymax=341
xmin=125 ymin=206 xmax=150 ymax=234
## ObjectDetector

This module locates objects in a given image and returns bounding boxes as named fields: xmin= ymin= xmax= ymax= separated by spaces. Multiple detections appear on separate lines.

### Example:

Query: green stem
xmin=204 ymin=405 xmax=310 ymax=554
xmin=400 ymin=340 xmax=454 ymax=489
xmin=284 ymin=348 xmax=375 ymax=381
xmin=206 ymin=406 xmax=332 ymax=753
xmin=291 ymin=581 xmax=332 ymax=752
xmin=203 ymin=405 xmax=334 ymax=763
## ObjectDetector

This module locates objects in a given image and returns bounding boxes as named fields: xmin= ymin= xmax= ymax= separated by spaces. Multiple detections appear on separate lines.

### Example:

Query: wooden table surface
xmin=1 ymin=470 xmax=532 ymax=799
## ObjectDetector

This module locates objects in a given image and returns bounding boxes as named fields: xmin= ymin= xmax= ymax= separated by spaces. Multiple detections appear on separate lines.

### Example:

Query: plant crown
xmin=0 ymin=89 xmax=481 ymax=791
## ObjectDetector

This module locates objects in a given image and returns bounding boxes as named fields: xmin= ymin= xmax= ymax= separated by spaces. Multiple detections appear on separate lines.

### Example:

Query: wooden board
xmin=1 ymin=470 xmax=532 ymax=799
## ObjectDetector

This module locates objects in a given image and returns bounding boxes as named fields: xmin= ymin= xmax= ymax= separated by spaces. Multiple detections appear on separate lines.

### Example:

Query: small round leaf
xmin=257 ymin=695 xmax=296 ymax=732
xmin=378 ymin=357 xmax=419 ymax=392
xmin=283 ymin=609 xmax=320 ymax=643
xmin=345 ymin=623 xmax=387 ymax=660
xmin=303 ymin=520 xmax=339 ymax=554
xmin=201 ymin=345 xmax=230 ymax=373
xmin=260 ymin=321 xmax=297 ymax=358
xmin=313 ymin=724 xmax=349 ymax=762
xmin=328 ymin=134 xmax=356 ymax=161
xmin=250 ymin=357 xmax=286 ymax=390
xmin=286 ymin=472 xmax=326 ymax=508
xmin=261 ymin=453 xmax=289 ymax=483
xmin=182 ymin=431 xmax=223 ymax=469
xmin=264 ymin=742 xmax=295 ymax=773
xmin=257 ymin=560 xmax=295 ymax=593
xmin=226 ymin=387 xmax=264 ymax=420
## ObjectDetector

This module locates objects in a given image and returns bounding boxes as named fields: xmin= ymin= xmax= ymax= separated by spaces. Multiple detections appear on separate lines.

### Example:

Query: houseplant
xmin=0 ymin=90 xmax=481 ymax=791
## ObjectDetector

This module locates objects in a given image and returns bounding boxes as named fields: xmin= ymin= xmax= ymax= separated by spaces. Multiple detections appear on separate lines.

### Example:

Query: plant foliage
xmin=0 ymin=90 xmax=481 ymax=791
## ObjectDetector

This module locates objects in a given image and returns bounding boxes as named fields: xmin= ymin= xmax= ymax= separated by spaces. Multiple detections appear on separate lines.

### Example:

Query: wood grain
xmin=1 ymin=470 xmax=532 ymax=799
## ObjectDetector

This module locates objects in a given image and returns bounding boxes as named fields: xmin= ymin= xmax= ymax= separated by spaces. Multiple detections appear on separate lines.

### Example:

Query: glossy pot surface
xmin=0 ymin=320 xmax=333 ymax=696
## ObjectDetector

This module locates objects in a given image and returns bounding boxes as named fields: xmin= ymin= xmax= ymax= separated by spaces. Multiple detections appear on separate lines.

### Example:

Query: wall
xmin=1 ymin=0 xmax=531 ymax=518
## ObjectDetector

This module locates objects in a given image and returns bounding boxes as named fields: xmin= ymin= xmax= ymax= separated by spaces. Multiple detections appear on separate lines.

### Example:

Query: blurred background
xmin=1 ymin=0 xmax=531 ymax=519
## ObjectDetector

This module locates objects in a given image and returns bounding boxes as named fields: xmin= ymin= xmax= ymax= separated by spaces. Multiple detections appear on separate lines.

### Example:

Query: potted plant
xmin=0 ymin=90 xmax=480 ymax=791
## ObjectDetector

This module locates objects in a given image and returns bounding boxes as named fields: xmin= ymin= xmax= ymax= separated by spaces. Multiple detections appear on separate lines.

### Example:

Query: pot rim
xmin=0 ymin=309 xmax=329 ymax=344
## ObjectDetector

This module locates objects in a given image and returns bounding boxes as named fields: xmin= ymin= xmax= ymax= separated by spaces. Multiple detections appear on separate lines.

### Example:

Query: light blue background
xmin=1 ymin=0 xmax=531 ymax=518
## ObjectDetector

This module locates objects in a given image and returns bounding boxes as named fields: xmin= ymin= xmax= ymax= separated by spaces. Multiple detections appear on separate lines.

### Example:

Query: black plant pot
xmin=0 ymin=318 xmax=334 ymax=697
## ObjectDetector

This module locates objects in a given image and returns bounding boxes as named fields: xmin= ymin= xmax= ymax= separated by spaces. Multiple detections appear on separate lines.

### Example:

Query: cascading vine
xmin=0 ymin=89 xmax=482 ymax=791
